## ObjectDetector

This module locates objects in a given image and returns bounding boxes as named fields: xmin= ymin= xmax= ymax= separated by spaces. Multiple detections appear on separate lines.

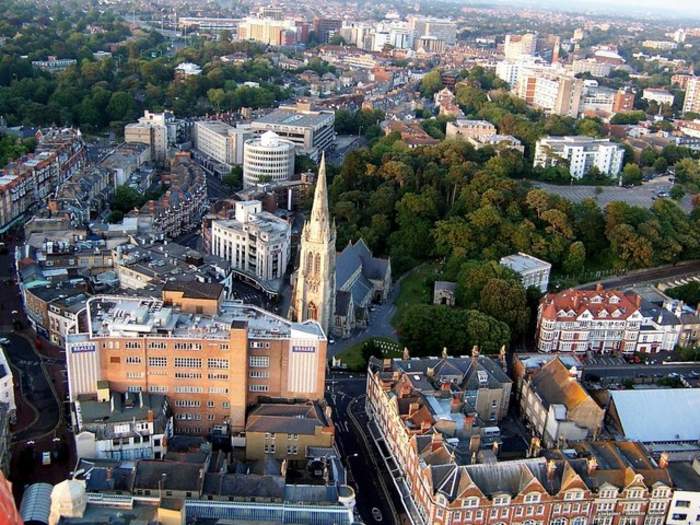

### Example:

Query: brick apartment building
xmin=536 ymin=286 xmax=684 ymax=354
xmin=65 ymin=289 xmax=327 ymax=435
xmin=366 ymin=356 xmax=672 ymax=525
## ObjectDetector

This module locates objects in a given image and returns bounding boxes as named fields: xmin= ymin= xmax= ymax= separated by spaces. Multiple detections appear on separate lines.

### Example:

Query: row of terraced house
xmin=366 ymin=353 xmax=700 ymax=525
xmin=0 ymin=128 xmax=86 ymax=232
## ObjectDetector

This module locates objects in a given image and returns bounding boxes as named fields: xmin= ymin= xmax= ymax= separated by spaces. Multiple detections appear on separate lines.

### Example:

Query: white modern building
xmin=500 ymin=252 xmax=551 ymax=293
xmin=503 ymin=33 xmax=537 ymax=61
xmin=0 ymin=347 xmax=16 ymax=421
xmin=251 ymin=104 xmax=335 ymax=161
xmin=211 ymin=200 xmax=291 ymax=290
xmin=193 ymin=120 xmax=253 ymax=168
xmin=407 ymin=16 xmax=456 ymax=45
xmin=534 ymin=136 xmax=625 ymax=179
xmin=243 ymin=131 xmax=296 ymax=188
xmin=643 ymin=88 xmax=675 ymax=106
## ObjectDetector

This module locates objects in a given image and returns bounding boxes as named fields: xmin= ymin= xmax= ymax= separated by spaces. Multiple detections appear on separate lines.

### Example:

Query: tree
xmin=653 ymin=156 xmax=668 ymax=174
xmin=478 ymin=278 xmax=529 ymax=336
xmin=621 ymin=163 xmax=643 ymax=186
xmin=670 ymin=185 xmax=685 ymax=200
xmin=640 ymin=147 xmax=657 ymax=167
xmin=223 ymin=166 xmax=242 ymax=191
xmin=420 ymin=69 xmax=443 ymax=97
xmin=563 ymin=241 xmax=586 ymax=275
xmin=111 ymin=185 xmax=144 ymax=214
xmin=106 ymin=91 xmax=134 ymax=122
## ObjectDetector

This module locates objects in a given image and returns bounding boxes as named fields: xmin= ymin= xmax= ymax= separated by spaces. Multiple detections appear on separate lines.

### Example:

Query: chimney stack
xmin=659 ymin=452 xmax=669 ymax=469
xmin=547 ymin=459 xmax=557 ymax=479
xmin=596 ymin=283 xmax=604 ymax=292
xmin=403 ymin=347 xmax=410 ymax=361
xmin=587 ymin=456 xmax=598 ymax=474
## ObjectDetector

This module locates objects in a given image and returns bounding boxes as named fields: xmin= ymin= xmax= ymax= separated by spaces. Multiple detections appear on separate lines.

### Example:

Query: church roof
xmin=336 ymin=238 xmax=390 ymax=289
xmin=335 ymin=290 xmax=352 ymax=316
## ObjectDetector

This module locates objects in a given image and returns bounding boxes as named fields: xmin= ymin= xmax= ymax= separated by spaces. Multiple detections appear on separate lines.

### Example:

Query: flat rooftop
xmin=253 ymin=109 xmax=333 ymax=129
xmin=85 ymin=295 xmax=324 ymax=340
xmin=500 ymin=252 xmax=551 ymax=272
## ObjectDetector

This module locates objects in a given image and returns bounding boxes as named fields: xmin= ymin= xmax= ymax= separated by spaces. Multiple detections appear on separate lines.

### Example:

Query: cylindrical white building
xmin=243 ymin=131 xmax=295 ymax=189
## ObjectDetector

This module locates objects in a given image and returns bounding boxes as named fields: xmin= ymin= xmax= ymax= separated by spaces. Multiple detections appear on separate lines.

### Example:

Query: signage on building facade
xmin=292 ymin=345 xmax=316 ymax=353
xmin=71 ymin=342 xmax=96 ymax=353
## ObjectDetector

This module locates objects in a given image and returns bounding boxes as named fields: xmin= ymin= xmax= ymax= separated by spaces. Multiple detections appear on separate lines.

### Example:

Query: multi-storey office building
xmin=192 ymin=120 xmax=253 ymax=170
xmin=65 ymin=294 xmax=327 ymax=434
xmin=366 ymin=356 xmax=673 ymax=525
xmin=211 ymin=200 xmax=291 ymax=292
xmin=237 ymin=17 xmax=300 ymax=46
xmin=516 ymin=72 xmax=583 ymax=118
xmin=504 ymin=33 xmax=537 ymax=60
xmin=534 ymin=136 xmax=625 ymax=179
xmin=251 ymin=105 xmax=335 ymax=161
xmin=242 ymin=131 xmax=296 ymax=188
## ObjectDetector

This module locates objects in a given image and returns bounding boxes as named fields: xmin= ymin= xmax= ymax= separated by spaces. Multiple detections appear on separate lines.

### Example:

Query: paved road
xmin=577 ymin=260 xmax=700 ymax=290
xmin=3 ymin=333 xmax=60 ymax=443
xmin=327 ymin=373 xmax=399 ymax=525
xmin=532 ymin=180 xmax=693 ymax=212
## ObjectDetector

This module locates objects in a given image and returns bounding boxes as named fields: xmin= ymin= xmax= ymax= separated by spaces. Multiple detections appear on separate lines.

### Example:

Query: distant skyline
xmin=484 ymin=0 xmax=700 ymax=19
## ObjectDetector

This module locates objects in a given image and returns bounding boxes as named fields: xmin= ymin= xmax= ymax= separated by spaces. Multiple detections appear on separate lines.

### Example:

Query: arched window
xmin=551 ymin=519 xmax=568 ymax=525
xmin=572 ymin=518 xmax=587 ymax=525
xmin=307 ymin=302 xmax=318 ymax=321
xmin=314 ymin=253 xmax=321 ymax=277
xmin=305 ymin=252 xmax=314 ymax=275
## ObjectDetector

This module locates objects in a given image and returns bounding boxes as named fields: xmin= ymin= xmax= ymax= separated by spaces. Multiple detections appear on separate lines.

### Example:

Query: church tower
xmin=293 ymin=153 xmax=336 ymax=336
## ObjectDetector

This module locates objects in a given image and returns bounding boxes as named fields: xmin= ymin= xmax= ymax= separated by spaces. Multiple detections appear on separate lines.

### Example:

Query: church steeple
xmin=291 ymin=153 xmax=336 ymax=337
xmin=307 ymin=152 xmax=333 ymax=241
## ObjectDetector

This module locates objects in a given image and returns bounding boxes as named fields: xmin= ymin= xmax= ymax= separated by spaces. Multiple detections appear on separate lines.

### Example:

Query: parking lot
xmin=532 ymin=177 xmax=693 ymax=212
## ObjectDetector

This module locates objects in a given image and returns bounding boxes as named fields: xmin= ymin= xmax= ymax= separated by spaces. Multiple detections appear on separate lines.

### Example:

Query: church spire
xmin=309 ymin=152 xmax=330 ymax=231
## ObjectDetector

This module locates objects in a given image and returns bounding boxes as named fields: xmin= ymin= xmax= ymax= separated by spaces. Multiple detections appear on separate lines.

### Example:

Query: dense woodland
xmin=0 ymin=2 xmax=290 ymax=133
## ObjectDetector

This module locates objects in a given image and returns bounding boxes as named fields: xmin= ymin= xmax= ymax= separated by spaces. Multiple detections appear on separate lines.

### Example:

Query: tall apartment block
xmin=124 ymin=111 xmax=174 ymax=165
xmin=65 ymin=292 xmax=327 ymax=435
xmin=683 ymin=77 xmax=700 ymax=115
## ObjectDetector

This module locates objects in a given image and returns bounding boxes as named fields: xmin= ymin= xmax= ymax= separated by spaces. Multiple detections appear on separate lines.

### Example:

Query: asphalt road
xmin=327 ymin=373 xmax=399 ymax=525
xmin=3 ymin=333 xmax=60 ymax=443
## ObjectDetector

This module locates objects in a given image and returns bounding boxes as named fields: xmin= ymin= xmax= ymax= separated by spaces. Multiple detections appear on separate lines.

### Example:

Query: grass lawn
xmin=392 ymin=262 xmax=441 ymax=327
xmin=335 ymin=336 xmax=401 ymax=372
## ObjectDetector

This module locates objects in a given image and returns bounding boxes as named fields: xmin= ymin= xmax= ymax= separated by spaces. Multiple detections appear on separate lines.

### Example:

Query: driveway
xmin=531 ymin=180 xmax=693 ymax=212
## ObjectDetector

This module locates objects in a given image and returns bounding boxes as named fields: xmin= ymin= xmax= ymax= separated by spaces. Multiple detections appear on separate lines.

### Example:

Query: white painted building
xmin=0 ymin=347 xmax=16 ymax=421
xmin=500 ymin=252 xmax=551 ymax=293
xmin=193 ymin=120 xmax=253 ymax=168
xmin=534 ymin=136 xmax=625 ymax=179
xmin=211 ymin=200 xmax=291 ymax=288
xmin=242 ymin=131 xmax=296 ymax=188
xmin=643 ymin=88 xmax=675 ymax=106
xmin=73 ymin=385 xmax=171 ymax=460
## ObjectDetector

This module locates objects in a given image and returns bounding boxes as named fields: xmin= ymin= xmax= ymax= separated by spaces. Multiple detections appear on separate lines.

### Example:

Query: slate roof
xmin=335 ymin=290 xmax=352 ymax=316
xmin=133 ymin=460 xmax=206 ymax=492
xmin=390 ymin=355 xmax=511 ymax=390
xmin=203 ymin=472 xmax=285 ymax=499
xmin=162 ymin=280 xmax=224 ymax=300
xmin=246 ymin=401 xmax=330 ymax=435
xmin=336 ymin=238 xmax=389 ymax=289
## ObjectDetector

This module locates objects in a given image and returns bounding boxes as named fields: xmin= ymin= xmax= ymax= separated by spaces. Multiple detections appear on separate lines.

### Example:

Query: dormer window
xmin=462 ymin=497 xmax=480 ymax=508
xmin=609 ymin=296 xmax=620 ymax=304
xmin=493 ymin=495 xmax=511 ymax=506
xmin=524 ymin=492 xmax=541 ymax=503
xmin=565 ymin=490 xmax=584 ymax=501
xmin=591 ymin=295 xmax=602 ymax=303
xmin=598 ymin=310 xmax=608 ymax=318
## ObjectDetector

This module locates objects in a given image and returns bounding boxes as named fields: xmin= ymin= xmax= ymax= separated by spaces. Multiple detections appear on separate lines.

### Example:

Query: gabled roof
xmin=336 ymin=238 xmax=390 ymax=288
